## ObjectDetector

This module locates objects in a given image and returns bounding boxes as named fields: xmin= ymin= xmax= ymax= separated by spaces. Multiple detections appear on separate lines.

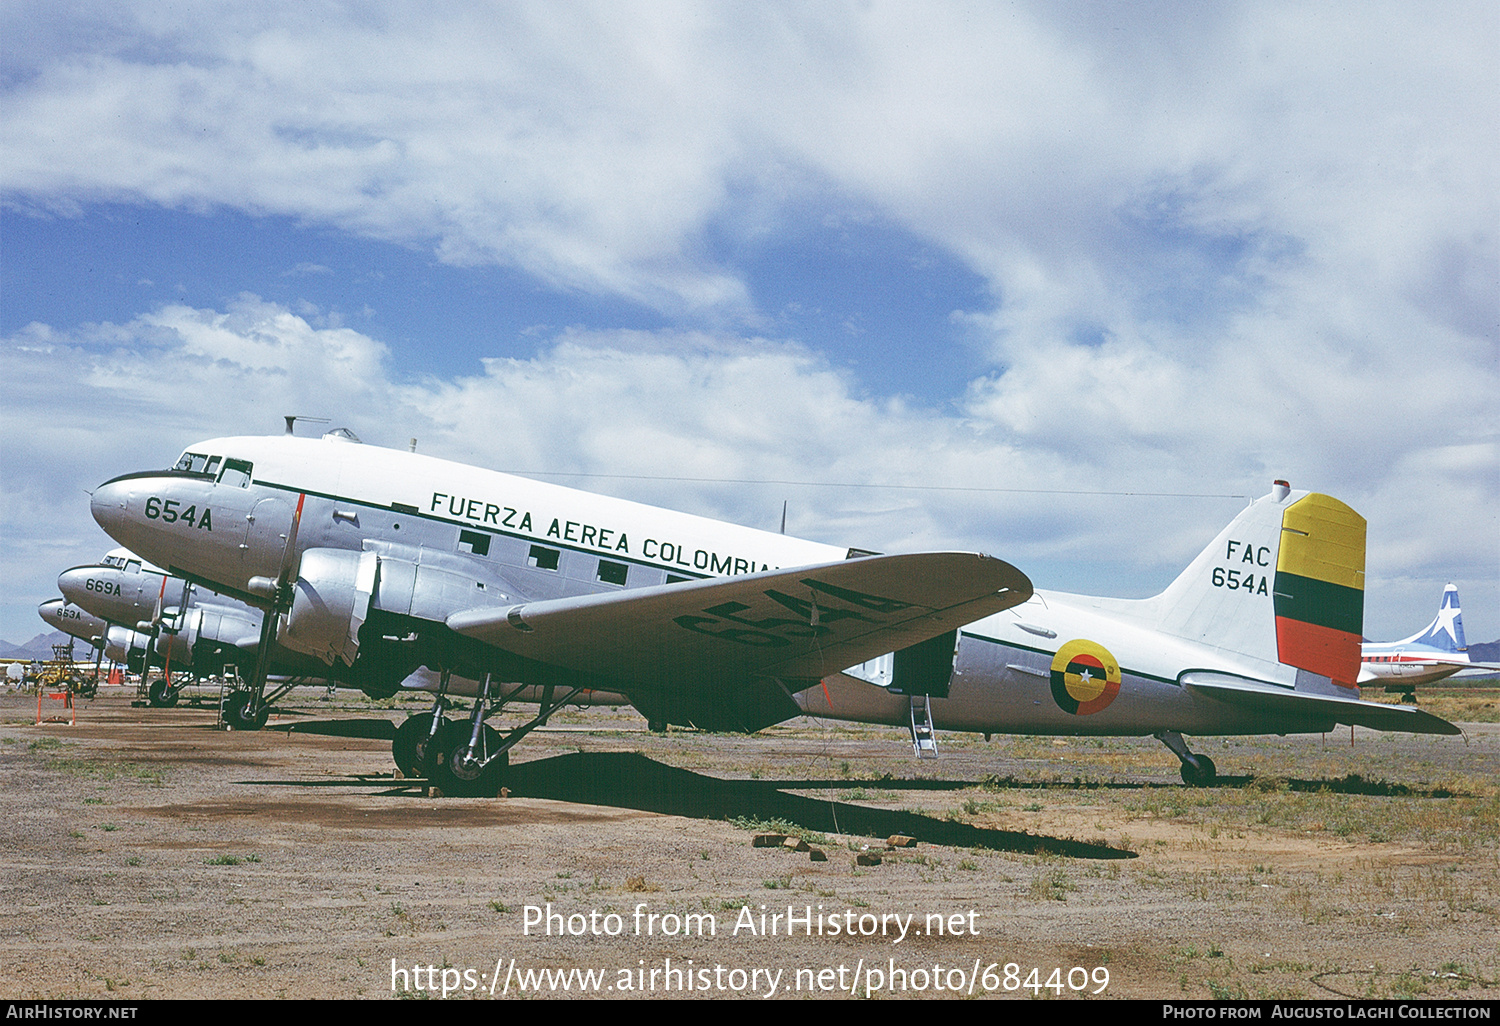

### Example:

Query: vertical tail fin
xmin=1402 ymin=585 xmax=1467 ymax=653
xmin=1149 ymin=482 xmax=1365 ymax=688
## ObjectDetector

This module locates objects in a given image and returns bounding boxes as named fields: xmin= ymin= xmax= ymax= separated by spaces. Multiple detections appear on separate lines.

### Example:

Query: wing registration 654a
xmin=445 ymin=552 xmax=1031 ymax=695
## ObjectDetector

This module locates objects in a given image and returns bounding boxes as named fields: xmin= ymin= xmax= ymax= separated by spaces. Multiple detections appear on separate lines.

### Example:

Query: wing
xmin=446 ymin=552 xmax=1031 ymax=730
xmin=1182 ymin=671 xmax=1461 ymax=735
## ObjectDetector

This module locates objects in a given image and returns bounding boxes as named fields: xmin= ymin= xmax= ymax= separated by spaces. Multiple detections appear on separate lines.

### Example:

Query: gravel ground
xmin=2 ymin=686 xmax=1496 ymax=1000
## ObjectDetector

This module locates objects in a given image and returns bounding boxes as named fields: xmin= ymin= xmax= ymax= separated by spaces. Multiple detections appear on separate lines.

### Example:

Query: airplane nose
xmin=38 ymin=598 xmax=67 ymax=630
xmin=90 ymin=476 xmax=135 ymax=538
xmin=57 ymin=568 xmax=91 ymax=606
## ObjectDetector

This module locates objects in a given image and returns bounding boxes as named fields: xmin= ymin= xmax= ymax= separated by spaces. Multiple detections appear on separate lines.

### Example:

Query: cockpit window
xmin=217 ymin=458 xmax=254 ymax=488
xmin=173 ymin=452 xmax=217 ymax=475
xmin=205 ymin=455 xmax=222 ymax=477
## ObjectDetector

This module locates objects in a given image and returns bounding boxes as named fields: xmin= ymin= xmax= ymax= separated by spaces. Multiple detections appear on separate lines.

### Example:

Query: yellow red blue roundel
xmin=1049 ymin=639 xmax=1122 ymax=716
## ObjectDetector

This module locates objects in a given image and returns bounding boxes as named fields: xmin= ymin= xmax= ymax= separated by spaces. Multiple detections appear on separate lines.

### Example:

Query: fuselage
xmin=1357 ymin=649 xmax=1475 ymax=686
xmin=799 ymin=589 xmax=1345 ymax=737
xmin=91 ymin=432 xmax=851 ymax=612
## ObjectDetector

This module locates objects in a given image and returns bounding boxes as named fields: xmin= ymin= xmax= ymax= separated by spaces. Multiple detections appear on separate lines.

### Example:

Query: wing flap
xmin=1182 ymin=671 xmax=1461 ymax=735
xmin=446 ymin=552 xmax=1031 ymax=695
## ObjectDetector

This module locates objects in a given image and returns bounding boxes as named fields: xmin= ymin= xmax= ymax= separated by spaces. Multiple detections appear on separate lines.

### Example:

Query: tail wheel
xmin=429 ymin=721 xmax=507 ymax=797
xmin=148 ymin=678 xmax=179 ymax=708
xmin=1180 ymin=754 xmax=1217 ymax=787
xmin=392 ymin=713 xmax=437 ymax=777
xmin=222 ymin=691 xmax=269 ymax=731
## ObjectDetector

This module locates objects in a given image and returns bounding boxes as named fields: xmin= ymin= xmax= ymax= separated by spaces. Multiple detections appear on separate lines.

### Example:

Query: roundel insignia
xmin=1049 ymin=639 xmax=1122 ymax=716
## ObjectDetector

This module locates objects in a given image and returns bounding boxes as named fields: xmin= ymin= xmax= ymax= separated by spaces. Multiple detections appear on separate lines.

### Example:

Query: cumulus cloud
xmin=5 ymin=3 xmax=1493 ymax=329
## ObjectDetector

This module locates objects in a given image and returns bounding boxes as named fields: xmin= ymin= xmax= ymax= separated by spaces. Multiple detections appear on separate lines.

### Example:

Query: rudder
xmin=1272 ymin=493 xmax=1366 ymax=686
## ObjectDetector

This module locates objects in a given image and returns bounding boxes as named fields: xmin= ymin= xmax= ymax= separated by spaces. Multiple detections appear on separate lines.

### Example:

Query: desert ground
xmin=2 ymin=682 xmax=1497 ymax=1001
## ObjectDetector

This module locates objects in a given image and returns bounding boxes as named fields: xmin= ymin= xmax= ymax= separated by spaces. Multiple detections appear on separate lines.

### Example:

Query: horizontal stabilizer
xmin=1182 ymin=671 xmax=1460 ymax=735
xmin=446 ymin=552 xmax=1031 ymax=699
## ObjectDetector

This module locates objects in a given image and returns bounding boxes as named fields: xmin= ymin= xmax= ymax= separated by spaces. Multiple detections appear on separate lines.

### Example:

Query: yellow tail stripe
xmin=1276 ymin=493 xmax=1366 ymax=592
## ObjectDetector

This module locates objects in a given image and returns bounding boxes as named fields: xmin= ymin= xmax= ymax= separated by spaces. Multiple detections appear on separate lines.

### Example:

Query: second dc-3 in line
xmin=91 ymin=426 xmax=1456 ymax=794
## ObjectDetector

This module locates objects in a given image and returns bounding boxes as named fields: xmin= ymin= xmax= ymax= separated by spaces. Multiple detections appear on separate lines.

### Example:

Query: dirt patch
xmin=2 ymin=688 xmax=1496 ymax=1000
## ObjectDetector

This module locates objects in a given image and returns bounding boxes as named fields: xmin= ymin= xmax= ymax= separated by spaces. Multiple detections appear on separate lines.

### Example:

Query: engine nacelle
xmin=104 ymin=624 xmax=152 ymax=664
xmin=153 ymin=608 xmax=200 ymax=666
xmin=278 ymin=548 xmax=379 ymax=665
xmin=193 ymin=605 xmax=263 ymax=650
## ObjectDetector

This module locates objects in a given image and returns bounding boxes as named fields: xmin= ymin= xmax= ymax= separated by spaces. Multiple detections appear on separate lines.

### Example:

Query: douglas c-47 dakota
xmin=90 ymin=427 xmax=1457 ymax=794
xmin=91 ymin=426 xmax=1030 ymax=793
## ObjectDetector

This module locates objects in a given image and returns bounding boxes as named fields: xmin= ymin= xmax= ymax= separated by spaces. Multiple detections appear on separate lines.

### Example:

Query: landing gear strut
xmin=1155 ymin=729 xmax=1217 ymax=786
xmin=406 ymin=673 xmax=584 ymax=798
xmin=393 ymin=669 xmax=452 ymax=777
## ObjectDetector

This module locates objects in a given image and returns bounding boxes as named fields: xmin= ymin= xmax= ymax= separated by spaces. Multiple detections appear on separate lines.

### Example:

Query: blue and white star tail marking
xmin=1408 ymin=584 xmax=1466 ymax=654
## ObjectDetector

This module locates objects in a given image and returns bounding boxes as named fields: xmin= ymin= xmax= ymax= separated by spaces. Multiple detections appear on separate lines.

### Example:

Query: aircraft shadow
xmin=507 ymin=752 xmax=1133 ymax=860
xmin=785 ymin=773 xmax=1465 ymax=799
xmin=1258 ymin=773 xmax=1460 ymax=798
xmin=271 ymin=718 xmax=398 ymax=740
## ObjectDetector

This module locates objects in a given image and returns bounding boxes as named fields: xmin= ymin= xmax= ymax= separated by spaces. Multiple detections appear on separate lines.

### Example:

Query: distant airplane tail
xmin=1148 ymin=481 xmax=1365 ymax=688
xmin=1393 ymin=584 xmax=1467 ymax=653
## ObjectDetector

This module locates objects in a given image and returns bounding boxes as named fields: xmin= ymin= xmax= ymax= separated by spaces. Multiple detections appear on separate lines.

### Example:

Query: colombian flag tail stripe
xmin=1273 ymin=493 xmax=1366 ymax=686
xmin=1274 ymin=616 xmax=1362 ymax=686
xmin=1271 ymin=571 xmax=1364 ymax=637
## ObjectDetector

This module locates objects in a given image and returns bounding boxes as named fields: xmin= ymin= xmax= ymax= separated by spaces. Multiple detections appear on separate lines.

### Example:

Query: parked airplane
xmin=89 ymin=429 xmax=1456 ymax=793
xmin=1359 ymin=585 xmax=1500 ymax=691
xmin=37 ymin=598 xmax=109 ymax=652
xmin=35 ymin=597 xmax=110 ymax=694
xmin=795 ymin=482 xmax=1459 ymax=783
xmin=59 ymin=548 xmax=627 ymax=744
xmin=57 ymin=548 xmax=388 ymax=713
xmin=90 ymin=427 xmax=1027 ymax=793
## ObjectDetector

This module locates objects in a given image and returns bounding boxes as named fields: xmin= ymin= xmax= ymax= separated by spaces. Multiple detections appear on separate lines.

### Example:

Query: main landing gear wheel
xmin=1180 ymin=754 xmax=1217 ymax=787
xmin=148 ymin=678 xmax=180 ymax=708
xmin=428 ymin=721 xmax=507 ymax=797
xmin=392 ymin=713 xmax=437 ymax=778
xmin=222 ymin=691 xmax=270 ymax=731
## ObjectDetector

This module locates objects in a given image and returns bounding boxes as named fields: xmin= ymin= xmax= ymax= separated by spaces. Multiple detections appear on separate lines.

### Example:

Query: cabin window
xmin=528 ymin=545 xmax=560 ymax=571
xmin=217 ymin=458 xmax=253 ymax=488
xmin=596 ymin=560 xmax=628 ymax=586
xmin=458 ymin=530 xmax=491 ymax=556
xmin=125 ymin=560 xmax=141 ymax=574
xmin=666 ymin=574 xmax=690 ymax=585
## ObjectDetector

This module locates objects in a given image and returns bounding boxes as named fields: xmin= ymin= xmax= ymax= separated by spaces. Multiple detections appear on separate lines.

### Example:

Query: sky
xmin=2 ymin=1 xmax=1496 ymax=649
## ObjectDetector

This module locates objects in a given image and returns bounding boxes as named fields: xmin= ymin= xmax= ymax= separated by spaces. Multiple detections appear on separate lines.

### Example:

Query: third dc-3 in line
xmin=90 ymin=426 xmax=1457 ymax=794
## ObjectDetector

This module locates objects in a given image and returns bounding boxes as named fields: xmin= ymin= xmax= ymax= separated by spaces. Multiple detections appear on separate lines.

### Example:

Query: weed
xmin=1029 ymin=869 xmax=1074 ymax=902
